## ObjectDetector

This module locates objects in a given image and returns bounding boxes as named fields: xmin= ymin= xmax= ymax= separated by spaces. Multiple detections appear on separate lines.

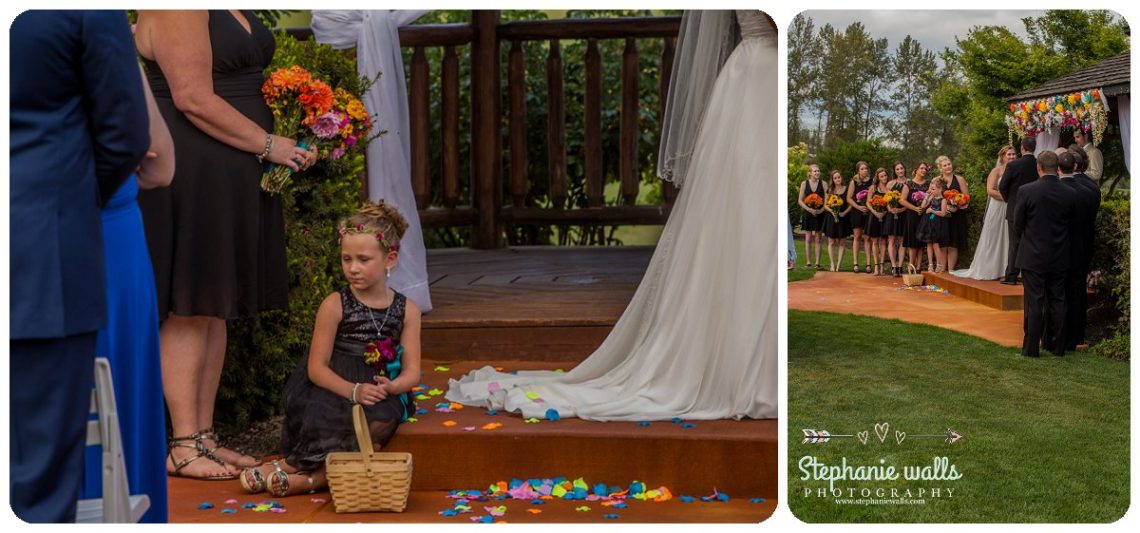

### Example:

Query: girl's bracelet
xmin=350 ymin=383 xmax=361 ymax=404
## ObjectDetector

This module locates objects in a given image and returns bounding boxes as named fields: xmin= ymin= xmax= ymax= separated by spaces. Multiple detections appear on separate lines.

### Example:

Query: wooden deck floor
xmin=421 ymin=247 xmax=654 ymax=360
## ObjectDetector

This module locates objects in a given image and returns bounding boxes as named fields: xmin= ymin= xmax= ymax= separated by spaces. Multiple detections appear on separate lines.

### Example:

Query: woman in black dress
xmin=797 ymin=164 xmax=828 ymax=269
xmin=934 ymin=155 xmax=970 ymax=271
xmin=823 ymin=170 xmax=852 ymax=272
xmin=136 ymin=10 xmax=319 ymax=479
xmin=882 ymin=162 xmax=909 ymax=276
xmin=864 ymin=168 xmax=891 ymax=275
xmin=846 ymin=161 xmax=872 ymax=273
xmin=899 ymin=162 xmax=931 ymax=272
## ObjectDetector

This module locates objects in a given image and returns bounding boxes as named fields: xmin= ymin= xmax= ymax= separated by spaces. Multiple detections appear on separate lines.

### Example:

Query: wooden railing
xmin=289 ymin=11 xmax=681 ymax=249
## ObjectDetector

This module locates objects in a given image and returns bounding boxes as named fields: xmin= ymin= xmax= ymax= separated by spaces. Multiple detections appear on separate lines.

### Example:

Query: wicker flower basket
xmin=902 ymin=264 xmax=925 ymax=287
xmin=325 ymin=404 xmax=412 ymax=513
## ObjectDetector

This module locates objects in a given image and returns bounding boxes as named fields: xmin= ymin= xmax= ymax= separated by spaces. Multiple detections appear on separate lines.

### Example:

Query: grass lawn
xmin=787 ymin=310 xmax=1130 ymax=522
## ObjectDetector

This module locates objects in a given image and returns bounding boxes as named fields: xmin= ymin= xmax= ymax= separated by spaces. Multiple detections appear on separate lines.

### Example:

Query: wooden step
xmin=422 ymin=247 xmax=652 ymax=361
xmin=923 ymin=272 xmax=1023 ymax=310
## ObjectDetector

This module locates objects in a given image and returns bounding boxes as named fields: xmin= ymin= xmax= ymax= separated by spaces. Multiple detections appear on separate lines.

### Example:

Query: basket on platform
xmin=325 ymin=404 xmax=412 ymax=513
xmin=902 ymin=264 xmax=925 ymax=287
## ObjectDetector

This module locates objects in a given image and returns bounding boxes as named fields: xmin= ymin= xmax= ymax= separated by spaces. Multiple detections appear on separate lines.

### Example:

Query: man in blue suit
xmin=10 ymin=10 xmax=150 ymax=522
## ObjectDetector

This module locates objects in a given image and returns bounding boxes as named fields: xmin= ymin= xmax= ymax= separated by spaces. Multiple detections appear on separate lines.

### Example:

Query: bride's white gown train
xmin=950 ymin=186 xmax=1009 ymax=281
xmin=446 ymin=12 xmax=777 ymax=421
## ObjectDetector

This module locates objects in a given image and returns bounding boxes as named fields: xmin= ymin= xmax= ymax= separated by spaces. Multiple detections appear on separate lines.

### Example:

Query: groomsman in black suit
xmin=999 ymin=136 xmax=1040 ymax=285
xmin=1013 ymin=151 xmax=1075 ymax=356
xmin=1061 ymin=148 xmax=1102 ymax=349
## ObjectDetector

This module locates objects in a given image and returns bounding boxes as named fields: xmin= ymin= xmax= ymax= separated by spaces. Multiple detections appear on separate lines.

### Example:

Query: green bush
xmin=1091 ymin=333 xmax=1130 ymax=362
xmin=215 ymin=33 xmax=372 ymax=434
xmin=1089 ymin=195 xmax=1130 ymax=336
xmin=787 ymin=143 xmax=810 ymax=229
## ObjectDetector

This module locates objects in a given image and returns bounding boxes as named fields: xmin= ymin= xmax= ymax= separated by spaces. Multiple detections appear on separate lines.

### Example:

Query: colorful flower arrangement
xmin=1005 ymin=88 xmax=1108 ymax=147
xmin=869 ymin=194 xmax=887 ymax=210
xmin=364 ymin=336 xmax=404 ymax=377
xmin=855 ymin=189 xmax=869 ymax=204
xmin=804 ymin=193 xmax=823 ymax=209
xmin=909 ymin=190 xmax=926 ymax=205
xmin=260 ymin=66 xmax=376 ymax=194
xmin=883 ymin=190 xmax=902 ymax=209
xmin=826 ymin=194 xmax=844 ymax=222
xmin=944 ymin=190 xmax=970 ymax=210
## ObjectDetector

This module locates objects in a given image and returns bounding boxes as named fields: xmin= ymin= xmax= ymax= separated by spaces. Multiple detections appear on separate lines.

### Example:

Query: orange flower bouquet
xmin=260 ymin=66 xmax=336 ymax=194
xmin=804 ymin=193 xmax=824 ymax=209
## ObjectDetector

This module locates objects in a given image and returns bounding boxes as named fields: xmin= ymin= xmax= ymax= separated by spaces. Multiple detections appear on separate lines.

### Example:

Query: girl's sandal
xmin=240 ymin=466 xmax=267 ymax=493
xmin=267 ymin=461 xmax=317 ymax=497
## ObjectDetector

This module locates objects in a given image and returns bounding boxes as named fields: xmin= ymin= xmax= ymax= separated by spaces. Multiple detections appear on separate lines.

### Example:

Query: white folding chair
xmin=76 ymin=357 xmax=150 ymax=523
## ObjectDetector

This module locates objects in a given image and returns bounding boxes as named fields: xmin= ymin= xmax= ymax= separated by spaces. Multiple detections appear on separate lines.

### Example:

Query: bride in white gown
xmin=446 ymin=11 xmax=777 ymax=421
xmin=950 ymin=145 xmax=1017 ymax=280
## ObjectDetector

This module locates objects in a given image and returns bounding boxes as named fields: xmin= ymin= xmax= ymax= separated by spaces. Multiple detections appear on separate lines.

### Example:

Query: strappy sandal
xmin=865 ymin=264 xmax=873 ymax=274
xmin=198 ymin=427 xmax=259 ymax=468
xmin=240 ymin=465 xmax=267 ymax=493
xmin=266 ymin=461 xmax=317 ymax=498
xmin=166 ymin=433 xmax=238 ymax=480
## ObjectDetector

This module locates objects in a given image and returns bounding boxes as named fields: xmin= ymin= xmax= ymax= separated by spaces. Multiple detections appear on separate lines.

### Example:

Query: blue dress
xmin=80 ymin=177 xmax=168 ymax=523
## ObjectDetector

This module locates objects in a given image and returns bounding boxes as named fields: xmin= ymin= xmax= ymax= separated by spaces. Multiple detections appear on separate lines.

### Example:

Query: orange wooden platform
xmin=788 ymin=271 xmax=1023 ymax=347
xmin=925 ymin=271 xmax=1023 ymax=310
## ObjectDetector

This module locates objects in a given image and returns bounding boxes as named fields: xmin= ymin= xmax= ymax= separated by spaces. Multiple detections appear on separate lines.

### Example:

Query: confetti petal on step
xmin=525 ymin=391 xmax=541 ymax=401
xmin=462 ymin=426 xmax=477 ymax=431
xmin=545 ymin=408 xmax=561 ymax=421
xmin=412 ymin=386 xmax=425 ymax=393
xmin=717 ymin=492 xmax=730 ymax=502
xmin=221 ymin=508 xmax=237 ymax=514
xmin=629 ymin=481 xmax=645 ymax=495
xmin=482 ymin=423 xmax=503 ymax=430
xmin=443 ymin=420 xmax=457 ymax=427
xmin=310 ymin=497 xmax=326 ymax=503
xmin=575 ymin=506 xmax=591 ymax=512
xmin=428 ymin=388 xmax=444 ymax=396
xmin=269 ymin=507 xmax=287 ymax=513
xmin=241 ymin=503 xmax=257 ymax=509
xmin=681 ymin=423 xmax=697 ymax=429
xmin=645 ymin=489 xmax=661 ymax=499
xmin=471 ymin=515 xmax=494 ymax=523
xmin=494 ymin=366 xmax=505 ymax=371
xmin=449 ymin=402 xmax=465 ymax=410
xmin=612 ymin=502 xmax=628 ymax=509
xmin=454 ymin=504 xmax=472 ymax=511
xmin=416 ymin=394 xmax=430 ymax=400
xmin=571 ymin=478 xmax=588 ymax=491
xmin=486 ymin=505 xmax=507 ymax=516
xmin=524 ymin=418 xmax=540 ymax=424
xmin=530 ymin=499 xmax=545 ymax=505
xmin=486 ymin=409 xmax=498 ymax=415
xmin=198 ymin=503 xmax=215 ymax=510
xmin=434 ymin=365 xmax=450 ymax=372
xmin=671 ymin=417 xmax=683 ymax=423
xmin=593 ymin=483 xmax=608 ymax=496
xmin=527 ymin=508 xmax=542 ymax=514
xmin=435 ymin=408 xmax=453 ymax=413
xmin=653 ymin=487 xmax=673 ymax=502
xmin=436 ymin=402 xmax=451 ymax=408
xmin=552 ymin=485 xmax=568 ymax=498
xmin=440 ymin=509 xmax=458 ymax=516
xmin=637 ymin=421 xmax=651 ymax=427
xmin=749 ymin=498 xmax=767 ymax=504
xmin=603 ymin=514 xmax=620 ymax=520
xmin=679 ymin=496 xmax=696 ymax=503
xmin=253 ymin=504 xmax=272 ymax=512
xmin=416 ymin=408 xmax=428 ymax=415
xmin=406 ymin=417 xmax=418 ymax=423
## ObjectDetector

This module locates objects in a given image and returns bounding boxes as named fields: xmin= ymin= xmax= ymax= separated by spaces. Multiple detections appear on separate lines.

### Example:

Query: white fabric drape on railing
xmin=311 ymin=10 xmax=433 ymax=312
xmin=1034 ymin=129 xmax=1061 ymax=156
xmin=1118 ymin=94 xmax=1131 ymax=173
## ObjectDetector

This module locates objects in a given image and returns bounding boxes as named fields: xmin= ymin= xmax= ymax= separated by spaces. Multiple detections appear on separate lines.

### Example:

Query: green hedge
xmin=215 ymin=33 xmax=371 ymax=434
xmin=1089 ymin=196 xmax=1130 ymax=336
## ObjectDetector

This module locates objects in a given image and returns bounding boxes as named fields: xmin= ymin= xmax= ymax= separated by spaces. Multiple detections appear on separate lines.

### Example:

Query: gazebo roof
xmin=1006 ymin=52 xmax=1130 ymax=102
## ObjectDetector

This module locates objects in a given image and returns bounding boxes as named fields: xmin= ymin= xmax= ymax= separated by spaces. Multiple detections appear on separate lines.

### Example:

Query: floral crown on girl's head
xmin=338 ymin=224 xmax=400 ymax=251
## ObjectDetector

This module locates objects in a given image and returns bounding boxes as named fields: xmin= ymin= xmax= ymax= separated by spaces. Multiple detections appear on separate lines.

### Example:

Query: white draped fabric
xmin=1118 ymin=94 xmax=1131 ymax=173
xmin=447 ymin=12 xmax=778 ymax=421
xmin=1034 ymin=129 xmax=1061 ymax=156
xmin=311 ymin=10 xmax=433 ymax=312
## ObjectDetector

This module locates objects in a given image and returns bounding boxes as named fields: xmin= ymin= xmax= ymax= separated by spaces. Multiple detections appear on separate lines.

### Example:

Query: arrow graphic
xmin=907 ymin=430 xmax=963 ymax=444
xmin=801 ymin=429 xmax=854 ymax=444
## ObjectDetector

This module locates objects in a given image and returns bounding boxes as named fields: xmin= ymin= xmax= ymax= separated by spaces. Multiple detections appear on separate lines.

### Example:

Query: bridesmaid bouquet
xmin=260 ymin=66 xmax=375 ymax=194
xmin=883 ymin=190 xmax=902 ymax=209
xmin=870 ymin=195 xmax=887 ymax=210
xmin=855 ymin=189 xmax=869 ymax=205
xmin=909 ymin=190 xmax=926 ymax=205
xmin=826 ymin=194 xmax=844 ymax=222
xmin=944 ymin=190 xmax=970 ymax=209
xmin=804 ymin=193 xmax=823 ymax=209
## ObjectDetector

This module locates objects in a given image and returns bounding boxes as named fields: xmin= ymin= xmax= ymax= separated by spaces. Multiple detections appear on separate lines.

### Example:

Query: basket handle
xmin=907 ymin=264 xmax=918 ymax=275
xmin=351 ymin=404 xmax=374 ymax=473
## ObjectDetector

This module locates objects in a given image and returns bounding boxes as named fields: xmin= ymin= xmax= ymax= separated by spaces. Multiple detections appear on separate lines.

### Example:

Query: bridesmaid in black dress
xmin=900 ymin=162 xmax=931 ymax=271
xmin=883 ymin=162 xmax=908 ymax=277
xmin=797 ymin=164 xmax=828 ymax=270
xmin=823 ymin=170 xmax=852 ymax=272
xmin=846 ymin=161 xmax=873 ymax=273
xmin=136 ymin=10 xmax=319 ymax=479
xmin=935 ymin=155 xmax=970 ymax=271
xmin=864 ymin=168 xmax=891 ymax=275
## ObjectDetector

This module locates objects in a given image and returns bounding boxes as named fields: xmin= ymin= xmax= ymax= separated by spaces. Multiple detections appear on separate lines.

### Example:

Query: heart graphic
xmin=874 ymin=422 xmax=889 ymax=443
xmin=856 ymin=431 xmax=869 ymax=445
xmin=895 ymin=431 xmax=907 ymax=445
